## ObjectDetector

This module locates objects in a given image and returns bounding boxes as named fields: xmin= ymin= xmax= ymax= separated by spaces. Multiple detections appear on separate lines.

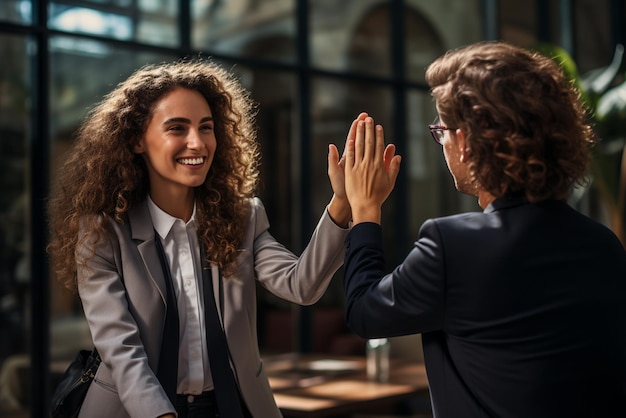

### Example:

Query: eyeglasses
xmin=428 ymin=118 xmax=454 ymax=144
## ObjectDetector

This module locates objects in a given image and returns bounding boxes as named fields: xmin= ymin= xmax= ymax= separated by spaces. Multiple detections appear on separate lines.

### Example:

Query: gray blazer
xmin=77 ymin=197 xmax=349 ymax=418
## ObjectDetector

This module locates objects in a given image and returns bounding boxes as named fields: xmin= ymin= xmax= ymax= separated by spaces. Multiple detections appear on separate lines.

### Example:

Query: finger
xmin=375 ymin=123 xmax=385 ymax=162
xmin=388 ymin=155 xmax=402 ymax=184
xmin=354 ymin=120 xmax=366 ymax=162
xmin=328 ymin=144 xmax=339 ymax=168
xmin=345 ymin=139 xmax=355 ymax=169
xmin=383 ymin=143 xmax=402 ymax=182
xmin=383 ymin=144 xmax=396 ymax=171
xmin=346 ymin=119 xmax=358 ymax=144
xmin=363 ymin=117 xmax=375 ymax=162
xmin=343 ymin=112 xmax=369 ymax=157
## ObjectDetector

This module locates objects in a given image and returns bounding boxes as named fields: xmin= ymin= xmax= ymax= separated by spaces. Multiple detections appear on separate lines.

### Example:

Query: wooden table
xmin=264 ymin=353 xmax=430 ymax=417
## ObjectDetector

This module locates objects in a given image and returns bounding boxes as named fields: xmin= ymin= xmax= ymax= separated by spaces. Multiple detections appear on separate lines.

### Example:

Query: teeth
xmin=178 ymin=157 xmax=204 ymax=165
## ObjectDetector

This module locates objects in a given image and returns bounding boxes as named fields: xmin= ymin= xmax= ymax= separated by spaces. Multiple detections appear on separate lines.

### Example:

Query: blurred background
xmin=0 ymin=0 xmax=624 ymax=416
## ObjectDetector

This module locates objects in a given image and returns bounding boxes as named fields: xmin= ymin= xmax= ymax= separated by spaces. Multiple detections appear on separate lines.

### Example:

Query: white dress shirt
xmin=147 ymin=197 xmax=214 ymax=395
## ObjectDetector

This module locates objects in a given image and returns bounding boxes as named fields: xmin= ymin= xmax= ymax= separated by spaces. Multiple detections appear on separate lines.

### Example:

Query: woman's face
xmin=134 ymin=87 xmax=217 ymax=200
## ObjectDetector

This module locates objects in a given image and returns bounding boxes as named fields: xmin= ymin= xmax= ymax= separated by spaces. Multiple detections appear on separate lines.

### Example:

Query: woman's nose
xmin=187 ymin=130 xmax=203 ymax=148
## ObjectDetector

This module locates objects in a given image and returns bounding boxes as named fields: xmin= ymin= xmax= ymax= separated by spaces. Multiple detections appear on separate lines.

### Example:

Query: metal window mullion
xmin=536 ymin=0 xmax=552 ymax=42
xmin=482 ymin=0 xmax=499 ymax=41
xmin=391 ymin=0 xmax=408 ymax=266
xmin=559 ymin=0 xmax=574 ymax=56
xmin=296 ymin=0 xmax=312 ymax=354
xmin=31 ymin=1 xmax=51 ymax=417
xmin=180 ymin=0 xmax=191 ymax=53
xmin=609 ymin=0 xmax=625 ymax=50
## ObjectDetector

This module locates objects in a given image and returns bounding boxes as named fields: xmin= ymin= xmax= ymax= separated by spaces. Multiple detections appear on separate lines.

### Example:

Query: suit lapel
xmin=129 ymin=200 xmax=168 ymax=305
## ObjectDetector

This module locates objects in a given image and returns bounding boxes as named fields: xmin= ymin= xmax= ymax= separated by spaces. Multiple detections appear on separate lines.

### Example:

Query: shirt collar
xmin=146 ymin=196 xmax=197 ymax=240
xmin=483 ymin=195 xmax=528 ymax=213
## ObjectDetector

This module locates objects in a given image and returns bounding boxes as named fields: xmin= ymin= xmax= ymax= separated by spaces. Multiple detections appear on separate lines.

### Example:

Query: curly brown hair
xmin=425 ymin=41 xmax=596 ymax=203
xmin=47 ymin=59 xmax=260 ymax=291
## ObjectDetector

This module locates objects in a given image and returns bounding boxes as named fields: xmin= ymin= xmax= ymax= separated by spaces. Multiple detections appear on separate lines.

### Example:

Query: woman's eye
xmin=201 ymin=125 xmax=214 ymax=132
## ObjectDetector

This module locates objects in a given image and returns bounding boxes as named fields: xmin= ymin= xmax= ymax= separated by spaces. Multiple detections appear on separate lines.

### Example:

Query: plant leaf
xmin=581 ymin=44 xmax=624 ymax=95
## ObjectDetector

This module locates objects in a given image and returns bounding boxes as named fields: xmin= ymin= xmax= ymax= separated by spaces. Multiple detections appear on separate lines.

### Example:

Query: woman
xmin=47 ymin=59 xmax=359 ymax=418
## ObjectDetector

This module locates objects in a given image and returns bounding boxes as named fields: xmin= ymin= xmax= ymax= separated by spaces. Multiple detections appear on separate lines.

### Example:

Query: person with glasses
xmin=340 ymin=41 xmax=626 ymax=417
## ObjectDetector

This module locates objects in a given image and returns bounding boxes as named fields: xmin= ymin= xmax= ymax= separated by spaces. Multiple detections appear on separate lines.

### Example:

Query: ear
xmin=133 ymin=141 xmax=144 ymax=154
xmin=455 ymin=129 xmax=470 ymax=163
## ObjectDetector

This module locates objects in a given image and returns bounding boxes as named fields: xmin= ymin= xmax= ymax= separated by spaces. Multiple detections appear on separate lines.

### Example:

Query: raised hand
xmin=344 ymin=116 xmax=401 ymax=225
xmin=327 ymin=112 xmax=369 ymax=227
xmin=328 ymin=112 xmax=369 ymax=200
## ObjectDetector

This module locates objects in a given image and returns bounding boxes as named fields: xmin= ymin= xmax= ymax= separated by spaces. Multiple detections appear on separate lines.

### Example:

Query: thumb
xmin=388 ymin=155 xmax=402 ymax=183
xmin=328 ymin=144 xmax=339 ymax=168
xmin=383 ymin=144 xmax=396 ymax=170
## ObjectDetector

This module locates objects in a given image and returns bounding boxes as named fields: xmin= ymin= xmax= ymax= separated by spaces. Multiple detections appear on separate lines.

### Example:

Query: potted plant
xmin=535 ymin=43 xmax=626 ymax=247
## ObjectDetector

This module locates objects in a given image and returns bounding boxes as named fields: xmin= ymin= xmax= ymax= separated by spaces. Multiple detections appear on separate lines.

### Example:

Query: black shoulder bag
xmin=50 ymin=347 xmax=101 ymax=418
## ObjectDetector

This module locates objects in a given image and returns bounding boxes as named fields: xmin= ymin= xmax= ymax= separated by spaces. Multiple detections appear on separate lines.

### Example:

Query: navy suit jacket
xmin=344 ymin=197 xmax=626 ymax=417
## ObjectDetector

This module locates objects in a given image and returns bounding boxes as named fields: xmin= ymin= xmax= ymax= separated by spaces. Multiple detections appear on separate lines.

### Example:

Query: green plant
xmin=534 ymin=43 xmax=626 ymax=247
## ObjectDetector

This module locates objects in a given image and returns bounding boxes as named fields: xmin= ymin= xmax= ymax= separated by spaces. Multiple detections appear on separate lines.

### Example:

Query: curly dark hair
xmin=425 ymin=41 xmax=596 ymax=203
xmin=47 ymin=58 xmax=260 ymax=291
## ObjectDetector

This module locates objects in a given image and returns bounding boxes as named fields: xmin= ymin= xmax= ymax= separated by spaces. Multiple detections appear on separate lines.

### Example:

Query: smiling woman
xmin=46 ymin=58 xmax=357 ymax=418
xmin=48 ymin=60 xmax=263 ymax=284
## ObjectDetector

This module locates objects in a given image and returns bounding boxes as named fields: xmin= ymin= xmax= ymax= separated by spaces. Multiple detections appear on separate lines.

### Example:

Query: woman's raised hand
xmin=327 ymin=112 xmax=369 ymax=227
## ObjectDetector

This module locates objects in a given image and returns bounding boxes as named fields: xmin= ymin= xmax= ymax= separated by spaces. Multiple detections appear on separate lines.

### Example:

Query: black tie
xmin=154 ymin=234 xmax=180 ymax=407
xmin=201 ymin=263 xmax=246 ymax=417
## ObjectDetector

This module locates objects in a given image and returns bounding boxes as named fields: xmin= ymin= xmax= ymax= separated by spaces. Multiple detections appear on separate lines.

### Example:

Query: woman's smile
xmin=177 ymin=156 xmax=207 ymax=166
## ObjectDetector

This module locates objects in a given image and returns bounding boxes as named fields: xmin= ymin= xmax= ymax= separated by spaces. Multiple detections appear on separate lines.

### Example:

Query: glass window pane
xmin=137 ymin=0 xmax=178 ymax=46
xmin=409 ymin=2 xmax=482 ymax=74
xmin=404 ymin=5 xmax=446 ymax=82
xmin=49 ymin=35 xmax=176 ymax=378
xmin=0 ymin=0 xmax=32 ymax=24
xmin=311 ymin=2 xmax=391 ymax=77
xmin=0 ymin=33 xmax=31 ymax=416
xmin=49 ymin=4 xmax=133 ymax=40
xmin=237 ymin=67 xmax=297 ymax=249
xmin=311 ymin=2 xmax=482 ymax=79
xmin=192 ymin=0 xmax=296 ymax=63
xmin=232 ymin=67 xmax=299 ymax=352
xmin=311 ymin=77 xmax=394 ymax=225
xmin=500 ymin=1 xmax=538 ymax=47
xmin=574 ymin=0 xmax=612 ymax=73
xmin=310 ymin=76 xmax=397 ymax=281
xmin=48 ymin=1 xmax=179 ymax=47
